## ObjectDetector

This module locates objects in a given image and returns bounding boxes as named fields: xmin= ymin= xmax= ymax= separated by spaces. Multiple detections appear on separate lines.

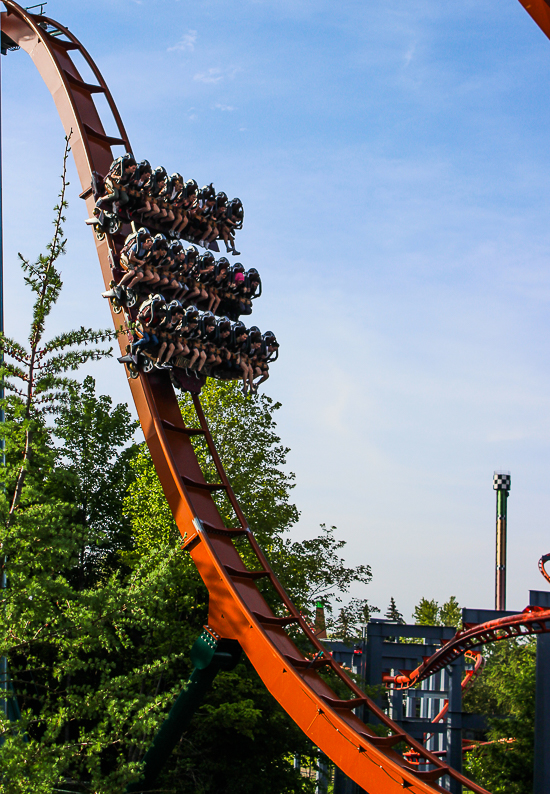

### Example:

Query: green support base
xmin=126 ymin=629 xmax=241 ymax=793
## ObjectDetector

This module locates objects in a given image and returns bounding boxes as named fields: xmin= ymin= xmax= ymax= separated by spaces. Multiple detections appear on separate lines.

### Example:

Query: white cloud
xmin=194 ymin=67 xmax=224 ymax=84
xmin=194 ymin=66 xmax=240 ymax=84
xmin=167 ymin=30 xmax=197 ymax=53
xmin=404 ymin=42 xmax=415 ymax=67
xmin=214 ymin=103 xmax=235 ymax=112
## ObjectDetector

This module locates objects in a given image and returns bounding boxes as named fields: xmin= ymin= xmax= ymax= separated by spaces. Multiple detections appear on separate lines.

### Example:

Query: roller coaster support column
xmin=126 ymin=629 xmax=241 ymax=793
xmin=531 ymin=590 xmax=550 ymax=794
xmin=493 ymin=471 xmax=511 ymax=611
xmin=446 ymin=657 xmax=464 ymax=794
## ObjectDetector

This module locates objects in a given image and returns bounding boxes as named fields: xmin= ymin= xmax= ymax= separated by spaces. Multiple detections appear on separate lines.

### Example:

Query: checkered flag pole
xmin=493 ymin=472 xmax=511 ymax=491
xmin=493 ymin=471 xmax=510 ymax=610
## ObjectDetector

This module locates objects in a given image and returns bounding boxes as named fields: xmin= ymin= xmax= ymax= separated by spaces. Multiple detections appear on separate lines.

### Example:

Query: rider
xmin=180 ymin=305 xmax=205 ymax=373
xmin=252 ymin=330 xmax=279 ymax=392
xmin=208 ymin=256 xmax=229 ymax=314
xmin=130 ymin=293 xmax=167 ymax=360
xmin=155 ymin=299 xmax=184 ymax=369
xmin=172 ymin=179 xmax=199 ymax=238
xmin=95 ymin=153 xmax=137 ymax=217
xmin=143 ymin=166 xmax=169 ymax=223
xmin=127 ymin=159 xmax=152 ymax=214
xmin=195 ymin=184 xmax=217 ymax=248
xmin=118 ymin=227 xmax=154 ymax=291
xmin=220 ymin=197 xmax=243 ymax=256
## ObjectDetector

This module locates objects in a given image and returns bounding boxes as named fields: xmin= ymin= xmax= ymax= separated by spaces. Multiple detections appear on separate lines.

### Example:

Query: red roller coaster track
xmin=384 ymin=605 xmax=550 ymax=690
xmin=2 ymin=2 xmax=549 ymax=792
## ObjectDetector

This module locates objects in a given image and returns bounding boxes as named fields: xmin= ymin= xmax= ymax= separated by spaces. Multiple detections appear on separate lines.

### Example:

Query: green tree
xmin=0 ymin=145 xmax=203 ymax=793
xmin=180 ymin=380 xmax=300 ymax=548
xmin=439 ymin=595 xmax=462 ymax=629
xmin=0 ymin=149 xmax=374 ymax=791
xmin=329 ymin=598 xmax=379 ymax=644
xmin=127 ymin=380 xmax=373 ymax=622
xmin=49 ymin=375 xmax=139 ymax=583
xmin=385 ymin=597 xmax=404 ymax=624
xmin=412 ymin=596 xmax=461 ymax=628
xmin=0 ymin=139 xmax=114 ymax=526
xmin=413 ymin=597 xmax=440 ymax=626
xmin=463 ymin=638 xmax=536 ymax=794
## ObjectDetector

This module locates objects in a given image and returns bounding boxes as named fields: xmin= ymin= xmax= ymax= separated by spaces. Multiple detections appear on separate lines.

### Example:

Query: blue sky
xmin=3 ymin=0 xmax=550 ymax=621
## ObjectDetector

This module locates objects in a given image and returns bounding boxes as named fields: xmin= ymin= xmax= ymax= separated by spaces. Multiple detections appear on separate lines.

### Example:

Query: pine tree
xmin=385 ymin=596 xmax=405 ymax=624
xmin=328 ymin=598 xmax=379 ymax=642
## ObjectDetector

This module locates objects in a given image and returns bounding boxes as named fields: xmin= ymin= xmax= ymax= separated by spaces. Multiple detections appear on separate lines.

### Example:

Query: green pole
xmin=126 ymin=630 xmax=241 ymax=793
xmin=493 ymin=471 xmax=511 ymax=611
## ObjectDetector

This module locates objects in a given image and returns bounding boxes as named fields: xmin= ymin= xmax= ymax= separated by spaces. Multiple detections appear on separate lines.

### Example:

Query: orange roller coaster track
xmin=539 ymin=552 xmax=550 ymax=584
xmin=2 ymin=2 xmax=549 ymax=792
xmin=385 ymin=606 xmax=550 ymax=690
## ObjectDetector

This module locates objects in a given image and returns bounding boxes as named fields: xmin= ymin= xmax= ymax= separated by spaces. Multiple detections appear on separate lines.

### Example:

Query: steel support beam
xmin=446 ymin=658 xmax=464 ymax=794
xmin=126 ymin=630 xmax=241 ymax=793
xmin=531 ymin=590 xmax=550 ymax=794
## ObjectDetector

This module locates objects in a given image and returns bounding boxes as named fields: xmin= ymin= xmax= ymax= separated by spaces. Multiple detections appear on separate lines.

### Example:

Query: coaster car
xmin=85 ymin=207 xmax=121 ymax=236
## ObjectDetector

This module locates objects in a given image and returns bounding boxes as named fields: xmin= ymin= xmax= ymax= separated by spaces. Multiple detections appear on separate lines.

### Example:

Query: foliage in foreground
xmin=463 ymin=638 xmax=536 ymax=794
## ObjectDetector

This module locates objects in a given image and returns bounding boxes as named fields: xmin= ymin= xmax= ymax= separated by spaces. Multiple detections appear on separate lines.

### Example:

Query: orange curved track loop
xmin=539 ymin=553 xmax=550 ymax=584
xmin=429 ymin=650 xmax=484 ymax=730
xmin=386 ymin=607 xmax=550 ymax=690
xmin=1 ymin=3 xmax=523 ymax=792
xmin=404 ymin=651 xmax=485 ymax=765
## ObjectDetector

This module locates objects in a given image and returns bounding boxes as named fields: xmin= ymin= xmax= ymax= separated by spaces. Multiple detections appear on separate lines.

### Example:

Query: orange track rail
xmin=517 ymin=0 xmax=550 ymax=40
xmin=539 ymin=552 xmax=550 ymax=584
xmin=385 ymin=606 xmax=550 ymax=690
xmin=0 ymin=2 xmax=544 ymax=792
xmin=404 ymin=651 xmax=484 ymax=765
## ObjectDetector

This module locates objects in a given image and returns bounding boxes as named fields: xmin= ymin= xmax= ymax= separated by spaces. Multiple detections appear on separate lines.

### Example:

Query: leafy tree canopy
xmin=463 ymin=638 xmax=536 ymax=794
xmin=412 ymin=595 xmax=461 ymax=629
xmin=127 ymin=380 xmax=373 ymax=623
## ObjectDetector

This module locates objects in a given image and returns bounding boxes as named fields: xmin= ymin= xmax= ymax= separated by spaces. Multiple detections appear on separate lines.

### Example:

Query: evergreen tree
xmin=385 ymin=597 xmax=404 ymax=624
xmin=49 ymin=376 xmax=139 ymax=583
